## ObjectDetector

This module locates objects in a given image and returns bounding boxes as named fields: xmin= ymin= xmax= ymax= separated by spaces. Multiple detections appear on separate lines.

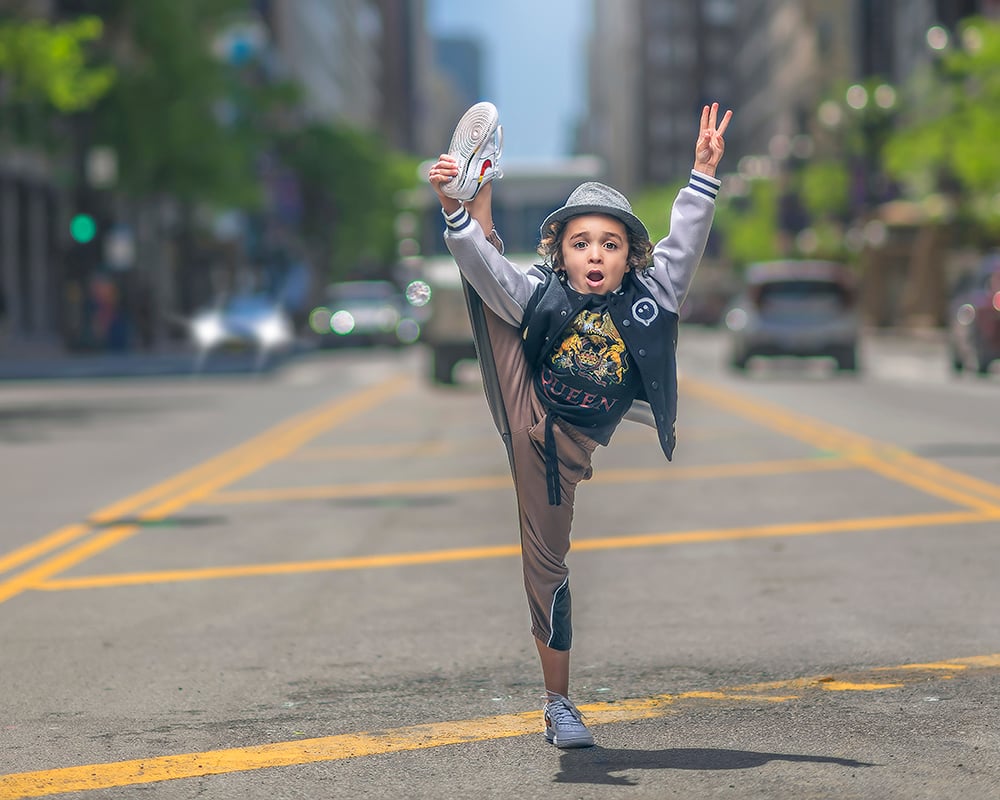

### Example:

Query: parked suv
xmin=948 ymin=252 xmax=1000 ymax=376
xmin=724 ymin=260 xmax=860 ymax=372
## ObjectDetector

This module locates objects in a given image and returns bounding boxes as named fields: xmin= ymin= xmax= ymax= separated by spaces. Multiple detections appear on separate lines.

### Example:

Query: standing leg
xmin=536 ymin=642 xmax=571 ymax=697
xmin=456 ymin=168 xmax=595 ymax=747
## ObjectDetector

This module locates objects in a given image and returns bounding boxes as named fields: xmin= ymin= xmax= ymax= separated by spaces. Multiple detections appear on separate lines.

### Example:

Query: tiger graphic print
xmin=549 ymin=310 xmax=628 ymax=388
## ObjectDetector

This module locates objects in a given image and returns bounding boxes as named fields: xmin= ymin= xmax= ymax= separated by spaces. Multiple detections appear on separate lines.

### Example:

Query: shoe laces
xmin=544 ymin=692 xmax=585 ymax=727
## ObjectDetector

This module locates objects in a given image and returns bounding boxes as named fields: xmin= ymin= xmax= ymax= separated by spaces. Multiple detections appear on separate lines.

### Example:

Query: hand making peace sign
xmin=694 ymin=102 xmax=733 ymax=177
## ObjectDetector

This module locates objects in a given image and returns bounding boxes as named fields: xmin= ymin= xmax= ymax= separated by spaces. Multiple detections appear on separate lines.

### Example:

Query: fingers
xmin=428 ymin=155 xmax=459 ymax=186
xmin=701 ymin=103 xmax=733 ymax=136
xmin=717 ymin=108 xmax=733 ymax=137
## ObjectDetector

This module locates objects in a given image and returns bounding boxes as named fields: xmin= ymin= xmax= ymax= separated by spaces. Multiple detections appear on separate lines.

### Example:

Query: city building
xmin=264 ymin=0 xmax=383 ymax=128
xmin=585 ymin=0 xmax=738 ymax=195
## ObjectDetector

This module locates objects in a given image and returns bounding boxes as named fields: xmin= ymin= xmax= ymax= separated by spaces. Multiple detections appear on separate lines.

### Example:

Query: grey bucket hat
xmin=540 ymin=181 xmax=650 ymax=245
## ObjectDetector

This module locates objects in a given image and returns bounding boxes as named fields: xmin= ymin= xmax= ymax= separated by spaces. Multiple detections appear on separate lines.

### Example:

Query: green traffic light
xmin=70 ymin=214 xmax=97 ymax=243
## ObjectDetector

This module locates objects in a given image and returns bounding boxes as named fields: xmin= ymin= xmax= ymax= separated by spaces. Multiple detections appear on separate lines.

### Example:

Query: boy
xmin=427 ymin=100 xmax=731 ymax=748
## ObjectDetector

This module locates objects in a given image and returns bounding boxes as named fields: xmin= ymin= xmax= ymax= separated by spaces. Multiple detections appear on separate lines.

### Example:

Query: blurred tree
xmin=76 ymin=0 xmax=304 ymax=315
xmin=788 ymin=161 xmax=851 ymax=261
xmin=884 ymin=16 xmax=1000 ymax=239
xmin=797 ymin=161 xmax=850 ymax=221
xmin=637 ymin=176 xmax=783 ymax=270
xmin=631 ymin=180 xmax=685 ymax=245
xmin=0 ymin=15 xmax=114 ymax=112
xmin=713 ymin=179 xmax=781 ymax=267
xmin=90 ymin=0 xmax=293 ymax=207
xmin=275 ymin=123 xmax=419 ymax=282
xmin=880 ymin=16 xmax=1000 ymax=325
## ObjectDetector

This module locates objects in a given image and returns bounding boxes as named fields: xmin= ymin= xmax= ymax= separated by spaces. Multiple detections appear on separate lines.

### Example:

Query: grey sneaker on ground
xmin=543 ymin=692 xmax=594 ymax=748
xmin=441 ymin=101 xmax=503 ymax=201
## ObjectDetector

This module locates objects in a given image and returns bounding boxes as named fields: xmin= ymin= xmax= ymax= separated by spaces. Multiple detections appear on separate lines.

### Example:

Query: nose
xmin=588 ymin=244 xmax=602 ymax=262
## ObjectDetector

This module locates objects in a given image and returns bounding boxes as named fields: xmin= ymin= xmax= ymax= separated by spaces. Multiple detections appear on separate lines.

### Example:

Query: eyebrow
xmin=568 ymin=230 xmax=624 ymax=242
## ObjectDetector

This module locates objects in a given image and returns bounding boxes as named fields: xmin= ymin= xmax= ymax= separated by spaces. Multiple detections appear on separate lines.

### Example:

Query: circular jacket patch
xmin=631 ymin=298 xmax=659 ymax=326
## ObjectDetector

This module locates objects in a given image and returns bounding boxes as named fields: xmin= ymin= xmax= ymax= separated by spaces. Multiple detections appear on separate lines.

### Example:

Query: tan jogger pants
xmin=481 ymin=306 xmax=597 ymax=651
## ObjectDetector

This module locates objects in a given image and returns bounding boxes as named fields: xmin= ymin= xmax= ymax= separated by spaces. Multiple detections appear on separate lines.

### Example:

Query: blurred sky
xmin=425 ymin=0 xmax=592 ymax=160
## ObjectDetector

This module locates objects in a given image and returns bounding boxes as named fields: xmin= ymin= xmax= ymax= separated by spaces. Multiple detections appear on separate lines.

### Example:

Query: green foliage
xmin=276 ymin=123 xmax=420 ymax=280
xmin=631 ymin=181 xmax=686 ymax=245
xmin=714 ymin=179 xmax=781 ymax=266
xmin=797 ymin=161 xmax=849 ymax=219
xmin=89 ymin=0 xmax=278 ymax=205
xmin=0 ymin=16 xmax=115 ymax=111
xmin=884 ymin=16 xmax=1000 ymax=232
xmin=635 ymin=177 xmax=786 ymax=267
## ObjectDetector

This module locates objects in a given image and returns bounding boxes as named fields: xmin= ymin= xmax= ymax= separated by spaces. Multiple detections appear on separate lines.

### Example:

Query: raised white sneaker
xmin=441 ymin=101 xmax=503 ymax=201
xmin=543 ymin=692 xmax=594 ymax=748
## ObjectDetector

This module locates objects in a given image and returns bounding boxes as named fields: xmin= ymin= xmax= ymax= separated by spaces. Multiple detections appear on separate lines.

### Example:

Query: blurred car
xmin=310 ymin=280 xmax=420 ymax=347
xmin=189 ymin=294 xmax=294 ymax=358
xmin=679 ymin=287 xmax=735 ymax=326
xmin=415 ymin=256 xmax=477 ymax=384
xmin=414 ymin=253 xmax=536 ymax=384
xmin=948 ymin=252 xmax=1000 ymax=376
xmin=724 ymin=260 xmax=860 ymax=372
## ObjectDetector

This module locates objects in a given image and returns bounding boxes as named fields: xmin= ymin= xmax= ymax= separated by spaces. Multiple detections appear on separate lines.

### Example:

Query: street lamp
xmin=836 ymin=82 xmax=898 ymax=213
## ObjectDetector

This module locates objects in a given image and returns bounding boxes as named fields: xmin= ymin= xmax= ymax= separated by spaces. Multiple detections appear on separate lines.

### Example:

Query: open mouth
xmin=586 ymin=269 xmax=605 ymax=285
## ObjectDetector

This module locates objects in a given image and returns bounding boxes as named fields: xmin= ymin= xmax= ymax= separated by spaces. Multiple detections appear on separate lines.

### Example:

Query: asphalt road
xmin=1 ymin=330 xmax=998 ymax=799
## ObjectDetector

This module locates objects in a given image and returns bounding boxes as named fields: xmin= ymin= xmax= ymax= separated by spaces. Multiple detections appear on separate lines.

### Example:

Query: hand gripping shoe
xmin=441 ymin=101 xmax=503 ymax=201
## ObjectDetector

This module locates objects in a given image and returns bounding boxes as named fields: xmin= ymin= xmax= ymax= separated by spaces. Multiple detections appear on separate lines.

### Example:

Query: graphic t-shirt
xmin=534 ymin=289 xmax=642 ymax=445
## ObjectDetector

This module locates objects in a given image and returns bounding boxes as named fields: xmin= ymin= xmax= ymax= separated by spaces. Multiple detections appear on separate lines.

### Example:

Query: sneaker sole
xmin=545 ymin=728 xmax=595 ymax=748
xmin=442 ymin=102 xmax=500 ymax=201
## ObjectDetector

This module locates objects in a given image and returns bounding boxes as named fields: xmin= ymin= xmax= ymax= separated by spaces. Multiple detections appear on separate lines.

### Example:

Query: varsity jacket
xmin=443 ymin=169 xmax=721 ymax=465
xmin=520 ymin=266 xmax=680 ymax=460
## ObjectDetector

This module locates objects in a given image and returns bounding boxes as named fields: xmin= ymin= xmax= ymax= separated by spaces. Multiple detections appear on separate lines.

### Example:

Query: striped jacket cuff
xmin=442 ymin=206 xmax=473 ymax=233
xmin=688 ymin=170 xmax=722 ymax=200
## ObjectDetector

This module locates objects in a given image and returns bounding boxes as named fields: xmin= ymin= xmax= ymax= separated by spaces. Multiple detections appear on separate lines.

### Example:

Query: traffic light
xmin=70 ymin=213 xmax=97 ymax=244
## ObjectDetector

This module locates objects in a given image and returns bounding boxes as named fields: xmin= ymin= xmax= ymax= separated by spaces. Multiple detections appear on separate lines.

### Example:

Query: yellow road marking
xmin=0 ymin=523 xmax=91 ymax=577
xmin=818 ymin=682 xmax=903 ymax=691
xmin=684 ymin=377 xmax=1000 ymax=514
xmin=2 ymin=653 xmax=996 ymax=799
xmin=202 ymin=457 xmax=854 ymax=505
xmin=0 ymin=379 xmax=410 ymax=577
xmin=35 ymin=508 xmax=993 ymax=592
xmin=852 ymin=452 xmax=1000 ymax=516
xmin=0 ymin=377 xmax=411 ymax=605
xmin=681 ymin=692 xmax=797 ymax=702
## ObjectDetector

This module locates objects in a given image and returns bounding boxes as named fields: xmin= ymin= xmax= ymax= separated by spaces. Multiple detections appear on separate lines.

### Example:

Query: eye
xmin=573 ymin=241 xmax=588 ymax=249
xmin=603 ymin=241 xmax=618 ymax=250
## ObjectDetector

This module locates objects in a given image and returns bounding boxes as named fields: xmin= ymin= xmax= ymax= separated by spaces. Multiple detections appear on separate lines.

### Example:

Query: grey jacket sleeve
xmin=442 ymin=206 xmax=544 ymax=326
xmin=635 ymin=170 xmax=721 ymax=315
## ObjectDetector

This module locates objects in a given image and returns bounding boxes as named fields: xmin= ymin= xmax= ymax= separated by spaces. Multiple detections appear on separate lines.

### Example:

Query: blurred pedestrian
xmin=427 ymin=100 xmax=731 ymax=748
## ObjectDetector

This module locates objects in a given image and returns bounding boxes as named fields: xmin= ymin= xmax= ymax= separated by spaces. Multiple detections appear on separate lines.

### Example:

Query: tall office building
xmin=265 ymin=0 xmax=383 ymax=129
xmin=586 ymin=0 xmax=737 ymax=193
xmin=736 ymin=0 xmax=1000 ymax=168
xmin=734 ymin=0 xmax=855 ymax=169
xmin=375 ymin=0 xmax=433 ymax=154
xmin=425 ymin=34 xmax=486 ymax=161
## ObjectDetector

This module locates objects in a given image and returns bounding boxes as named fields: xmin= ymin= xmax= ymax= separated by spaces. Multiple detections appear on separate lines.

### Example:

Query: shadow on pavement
xmin=554 ymin=746 xmax=877 ymax=786
xmin=90 ymin=515 xmax=229 ymax=528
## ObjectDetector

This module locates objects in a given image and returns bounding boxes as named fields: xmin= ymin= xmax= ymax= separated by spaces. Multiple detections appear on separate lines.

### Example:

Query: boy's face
xmin=559 ymin=214 xmax=630 ymax=295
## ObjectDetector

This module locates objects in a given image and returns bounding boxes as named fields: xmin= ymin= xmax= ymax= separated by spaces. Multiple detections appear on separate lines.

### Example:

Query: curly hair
xmin=536 ymin=217 xmax=653 ymax=274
